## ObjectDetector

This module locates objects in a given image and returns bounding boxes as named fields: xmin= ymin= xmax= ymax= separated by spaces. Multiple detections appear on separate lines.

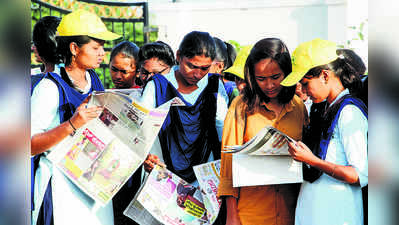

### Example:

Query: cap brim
xmin=224 ymin=66 xmax=244 ymax=79
xmin=280 ymin=71 xmax=306 ymax=86
xmin=89 ymin=31 xmax=122 ymax=41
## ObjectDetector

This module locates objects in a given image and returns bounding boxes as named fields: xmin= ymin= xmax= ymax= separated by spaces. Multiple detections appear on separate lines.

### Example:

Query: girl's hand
xmin=69 ymin=96 xmax=103 ymax=129
xmin=288 ymin=141 xmax=318 ymax=165
xmin=144 ymin=154 xmax=165 ymax=172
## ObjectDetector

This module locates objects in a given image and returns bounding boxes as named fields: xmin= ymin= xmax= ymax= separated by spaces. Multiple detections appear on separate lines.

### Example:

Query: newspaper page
xmin=222 ymin=125 xmax=295 ymax=155
xmin=47 ymin=91 xmax=180 ymax=206
xmin=124 ymin=166 xmax=209 ymax=225
xmin=232 ymin=155 xmax=303 ymax=187
xmin=222 ymin=125 xmax=302 ymax=187
xmin=193 ymin=160 xmax=221 ymax=224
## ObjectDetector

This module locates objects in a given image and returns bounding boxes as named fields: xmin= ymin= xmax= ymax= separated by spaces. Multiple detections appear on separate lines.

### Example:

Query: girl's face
xmin=74 ymin=39 xmax=105 ymax=70
xmin=300 ymin=72 xmax=329 ymax=103
xmin=110 ymin=53 xmax=137 ymax=89
xmin=254 ymin=58 xmax=284 ymax=100
xmin=139 ymin=57 xmax=171 ymax=84
xmin=177 ymin=53 xmax=212 ymax=86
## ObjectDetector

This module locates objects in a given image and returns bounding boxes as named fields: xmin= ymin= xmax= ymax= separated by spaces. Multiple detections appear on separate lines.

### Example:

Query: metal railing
xmin=31 ymin=0 xmax=152 ymax=88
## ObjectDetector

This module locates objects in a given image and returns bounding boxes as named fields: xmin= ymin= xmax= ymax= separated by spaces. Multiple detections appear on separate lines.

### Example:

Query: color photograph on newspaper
xmin=193 ymin=160 xmax=221 ymax=224
xmin=126 ymin=166 xmax=209 ymax=225
xmin=57 ymin=127 xmax=142 ymax=205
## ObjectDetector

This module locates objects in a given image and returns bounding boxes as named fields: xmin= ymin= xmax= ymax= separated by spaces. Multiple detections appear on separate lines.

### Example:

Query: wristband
xmin=68 ymin=119 xmax=77 ymax=134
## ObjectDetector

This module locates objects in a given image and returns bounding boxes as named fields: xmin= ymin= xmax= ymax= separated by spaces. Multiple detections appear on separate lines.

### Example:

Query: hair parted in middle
xmin=242 ymin=37 xmax=296 ymax=112
xmin=178 ymin=31 xmax=216 ymax=60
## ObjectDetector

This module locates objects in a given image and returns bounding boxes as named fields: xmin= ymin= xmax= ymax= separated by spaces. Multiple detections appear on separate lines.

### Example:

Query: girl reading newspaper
xmin=218 ymin=38 xmax=308 ymax=225
xmin=31 ymin=10 xmax=120 ymax=225
xmin=281 ymin=38 xmax=367 ymax=225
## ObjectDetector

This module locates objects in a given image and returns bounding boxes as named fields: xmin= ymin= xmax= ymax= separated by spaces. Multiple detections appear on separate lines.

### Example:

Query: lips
xmin=265 ymin=90 xmax=277 ymax=95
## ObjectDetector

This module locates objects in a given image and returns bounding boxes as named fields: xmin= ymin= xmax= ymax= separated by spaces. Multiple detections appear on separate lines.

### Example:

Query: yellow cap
xmin=280 ymin=38 xmax=338 ymax=86
xmin=224 ymin=45 xmax=253 ymax=79
xmin=57 ymin=9 xmax=121 ymax=41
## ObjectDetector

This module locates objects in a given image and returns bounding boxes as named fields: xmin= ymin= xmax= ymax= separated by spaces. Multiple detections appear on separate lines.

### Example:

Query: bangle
xmin=68 ymin=119 xmax=77 ymax=134
xmin=331 ymin=165 xmax=337 ymax=177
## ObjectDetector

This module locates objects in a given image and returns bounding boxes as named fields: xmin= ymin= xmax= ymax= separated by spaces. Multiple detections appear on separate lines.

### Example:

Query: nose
xmin=99 ymin=46 xmax=105 ymax=57
xmin=193 ymin=69 xmax=202 ymax=79
xmin=265 ymin=79 xmax=274 ymax=89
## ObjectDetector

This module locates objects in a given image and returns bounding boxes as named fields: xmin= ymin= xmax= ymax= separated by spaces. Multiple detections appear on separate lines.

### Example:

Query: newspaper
xmin=193 ymin=160 xmax=221 ymax=224
xmin=124 ymin=160 xmax=222 ymax=225
xmin=222 ymin=126 xmax=303 ymax=187
xmin=47 ymin=90 xmax=183 ymax=206
xmin=222 ymin=125 xmax=295 ymax=155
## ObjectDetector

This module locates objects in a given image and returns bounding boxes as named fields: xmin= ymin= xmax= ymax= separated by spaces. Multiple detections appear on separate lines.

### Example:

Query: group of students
xmin=31 ymin=9 xmax=368 ymax=225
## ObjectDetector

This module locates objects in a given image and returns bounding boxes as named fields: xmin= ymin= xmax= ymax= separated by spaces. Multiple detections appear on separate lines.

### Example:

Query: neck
xmin=43 ymin=63 xmax=55 ymax=73
xmin=65 ymin=64 xmax=87 ymax=82
xmin=327 ymin=82 xmax=345 ymax=104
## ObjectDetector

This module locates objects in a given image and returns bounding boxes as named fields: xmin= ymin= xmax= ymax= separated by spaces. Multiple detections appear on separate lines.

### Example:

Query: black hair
xmin=32 ymin=16 xmax=62 ymax=65
xmin=213 ymin=37 xmax=228 ymax=65
xmin=224 ymin=41 xmax=237 ymax=70
xmin=178 ymin=31 xmax=216 ymax=60
xmin=138 ymin=41 xmax=175 ymax=67
xmin=110 ymin=41 xmax=140 ymax=66
xmin=306 ymin=57 xmax=362 ymax=96
xmin=56 ymin=35 xmax=102 ymax=66
xmin=242 ymin=38 xmax=296 ymax=112
xmin=336 ymin=48 xmax=366 ymax=75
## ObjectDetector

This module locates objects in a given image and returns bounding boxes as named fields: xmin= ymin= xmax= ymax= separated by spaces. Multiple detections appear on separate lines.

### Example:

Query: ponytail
xmin=307 ymin=56 xmax=362 ymax=96
xmin=328 ymin=57 xmax=362 ymax=96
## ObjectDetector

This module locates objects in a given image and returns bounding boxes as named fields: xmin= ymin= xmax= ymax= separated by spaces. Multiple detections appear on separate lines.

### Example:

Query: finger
xmin=288 ymin=141 xmax=297 ymax=150
xmin=287 ymin=146 xmax=294 ymax=155
xmin=157 ymin=161 xmax=166 ymax=168
xmin=77 ymin=103 xmax=88 ymax=111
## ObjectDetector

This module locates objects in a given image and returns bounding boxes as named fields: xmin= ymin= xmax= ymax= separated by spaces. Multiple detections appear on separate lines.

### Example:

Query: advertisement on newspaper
xmin=193 ymin=160 xmax=221 ymax=224
xmin=124 ymin=165 xmax=208 ymax=225
xmin=47 ymin=91 xmax=181 ymax=206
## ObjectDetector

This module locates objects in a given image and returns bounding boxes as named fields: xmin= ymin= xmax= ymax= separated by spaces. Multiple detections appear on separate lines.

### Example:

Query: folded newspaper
xmin=47 ymin=90 xmax=184 ymax=206
xmin=222 ymin=125 xmax=295 ymax=155
xmin=124 ymin=160 xmax=221 ymax=225
xmin=222 ymin=126 xmax=303 ymax=187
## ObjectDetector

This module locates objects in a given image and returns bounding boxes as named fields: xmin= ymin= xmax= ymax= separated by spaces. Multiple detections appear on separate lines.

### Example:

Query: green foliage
xmin=337 ymin=19 xmax=368 ymax=49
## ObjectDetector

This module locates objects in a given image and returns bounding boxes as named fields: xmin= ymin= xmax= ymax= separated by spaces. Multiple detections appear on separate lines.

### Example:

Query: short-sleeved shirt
xmin=218 ymin=95 xmax=308 ymax=225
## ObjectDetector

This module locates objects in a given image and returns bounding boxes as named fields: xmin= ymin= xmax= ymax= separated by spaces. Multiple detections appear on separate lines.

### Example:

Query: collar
xmin=167 ymin=65 xmax=209 ymax=90
xmin=260 ymin=98 xmax=296 ymax=119
xmin=329 ymin=88 xmax=349 ymax=107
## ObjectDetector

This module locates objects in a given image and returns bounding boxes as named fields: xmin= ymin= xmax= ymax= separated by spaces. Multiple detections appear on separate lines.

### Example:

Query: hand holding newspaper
xmin=124 ymin=160 xmax=221 ymax=225
xmin=222 ymin=126 xmax=302 ymax=187
xmin=47 ymin=90 xmax=184 ymax=206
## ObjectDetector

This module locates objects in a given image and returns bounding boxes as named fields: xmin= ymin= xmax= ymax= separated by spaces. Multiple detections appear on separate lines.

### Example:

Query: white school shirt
xmin=295 ymin=89 xmax=368 ymax=225
xmin=136 ymin=66 xmax=229 ymax=186
xmin=31 ymin=71 xmax=114 ymax=225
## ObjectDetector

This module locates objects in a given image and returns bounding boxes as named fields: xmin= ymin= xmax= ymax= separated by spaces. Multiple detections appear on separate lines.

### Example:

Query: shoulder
xmin=339 ymin=104 xmax=368 ymax=124
xmin=228 ymin=95 xmax=246 ymax=114
xmin=291 ymin=95 xmax=307 ymax=114
xmin=33 ymin=77 xmax=59 ymax=95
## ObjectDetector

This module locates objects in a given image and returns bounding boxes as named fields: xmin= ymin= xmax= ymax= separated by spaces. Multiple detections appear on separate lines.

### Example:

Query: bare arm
xmin=225 ymin=196 xmax=242 ymax=225
xmin=288 ymin=141 xmax=359 ymax=185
